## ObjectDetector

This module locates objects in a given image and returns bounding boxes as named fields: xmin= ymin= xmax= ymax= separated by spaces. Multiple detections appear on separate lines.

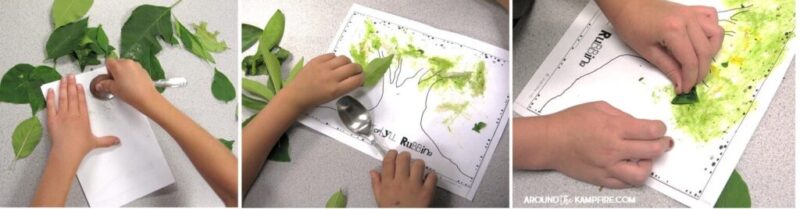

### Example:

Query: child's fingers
xmin=609 ymin=160 xmax=653 ymax=187
xmin=308 ymin=53 xmax=336 ymax=65
xmin=422 ymin=171 xmax=437 ymax=195
xmin=58 ymin=76 xmax=68 ymax=113
xmin=77 ymin=84 xmax=87 ymax=114
xmin=370 ymin=170 xmax=382 ymax=197
xmin=382 ymin=150 xmax=398 ymax=180
xmin=333 ymin=63 xmax=362 ymax=81
xmin=395 ymin=151 xmax=411 ymax=179
xmin=326 ymin=55 xmax=352 ymax=69
xmin=600 ymin=176 xmax=631 ymax=189
xmin=664 ymin=28 xmax=699 ymax=93
xmin=686 ymin=21 xmax=712 ymax=83
xmin=94 ymin=136 xmax=121 ymax=148
xmin=643 ymin=46 xmax=682 ymax=92
xmin=410 ymin=159 xmax=426 ymax=183
xmin=67 ymin=74 xmax=79 ymax=113
xmin=46 ymin=88 xmax=57 ymax=117
xmin=337 ymin=74 xmax=364 ymax=95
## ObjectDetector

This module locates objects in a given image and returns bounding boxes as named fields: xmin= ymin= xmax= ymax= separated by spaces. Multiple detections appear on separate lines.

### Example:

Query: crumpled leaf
xmin=74 ymin=25 xmax=115 ymax=71
xmin=241 ymin=23 xmax=262 ymax=52
xmin=176 ymin=19 xmax=215 ymax=63
xmin=672 ymin=86 xmax=699 ymax=105
xmin=52 ymin=0 xmax=93 ymax=28
xmin=12 ymin=117 xmax=43 ymax=159
xmin=363 ymin=54 xmax=394 ymax=87
xmin=325 ymin=189 xmax=347 ymax=208
xmin=120 ymin=4 xmax=176 ymax=61
xmin=46 ymin=17 xmax=88 ymax=59
xmin=192 ymin=22 xmax=228 ymax=52
xmin=211 ymin=68 xmax=235 ymax=102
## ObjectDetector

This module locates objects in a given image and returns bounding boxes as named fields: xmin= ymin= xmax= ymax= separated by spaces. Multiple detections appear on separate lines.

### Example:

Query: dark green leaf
xmin=257 ymin=10 xmax=285 ymax=55
xmin=211 ymin=68 xmax=235 ymax=102
xmin=52 ymin=0 xmax=93 ymax=28
xmin=120 ymin=5 xmax=175 ymax=60
xmin=176 ymin=19 xmax=215 ymax=63
xmin=274 ymin=47 xmax=290 ymax=63
xmin=27 ymin=66 xmax=62 ymax=113
xmin=0 ymin=64 xmax=37 ymax=104
xmin=267 ymin=132 xmax=290 ymax=162
xmin=472 ymin=122 xmax=487 ymax=133
xmin=241 ymin=23 xmax=262 ymax=52
xmin=242 ymin=78 xmax=273 ymax=101
xmin=242 ymin=113 xmax=257 ymax=128
xmin=193 ymin=22 xmax=228 ymax=52
xmin=218 ymin=138 xmax=234 ymax=151
xmin=671 ymin=86 xmax=699 ymax=105
xmin=364 ymin=54 xmax=394 ymax=87
xmin=286 ymin=57 xmax=304 ymax=84
xmin=325 ymin=189 xmax=347 ymax=208
xmin=12 ymin=117 xmax=43 ymax=159
xmin=138 ymin=51 xmax=166 ymax=92
xmin=242 ymin=94 xmax=266 ymax=111
xmin=715 ymin=170 xmax=751 ymax=208
xmin=46 ymin=18 xmax=89 ymax=59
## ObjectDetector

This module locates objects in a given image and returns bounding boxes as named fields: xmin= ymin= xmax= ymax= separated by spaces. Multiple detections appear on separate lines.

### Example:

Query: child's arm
xmin=596 ymin=0 xmax=724 ymax=94
xmin=242 ymin=53 xmax=364 ymax=195
xmin=32 ymin=74 xmax=120 ymax=206
xmin=95 ymin=59 xmax=238 ymax=207
xmin=370 ymin=150 xmax=437 ymax=207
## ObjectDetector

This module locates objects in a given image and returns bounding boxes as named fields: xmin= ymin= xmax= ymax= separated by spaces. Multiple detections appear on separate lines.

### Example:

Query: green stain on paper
xmin=350 ymin=18 xmax=382 ymax=67
xmin=418 ymin=57 xmax=487 ymax=96
xmin=436 ymin=101 xmax=469 ymax=131
xmin=664 ymin=0 xmax=793 ymax=143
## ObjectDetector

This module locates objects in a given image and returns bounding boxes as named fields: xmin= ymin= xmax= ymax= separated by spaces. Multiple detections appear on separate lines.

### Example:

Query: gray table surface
xmin=240 ymin=0 xmax=510 ymax=207
xmin=0 ymin=0 xmax=238 ymax=207
xmin=512 ymin=0 xmax=794 ymax=207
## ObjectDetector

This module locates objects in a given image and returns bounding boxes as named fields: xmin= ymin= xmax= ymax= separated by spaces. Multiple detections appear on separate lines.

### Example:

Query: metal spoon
xmin=89 ymin=74 xmax=188 ymax=100
xmin=336 ymin=95 xmax=387 ymax=156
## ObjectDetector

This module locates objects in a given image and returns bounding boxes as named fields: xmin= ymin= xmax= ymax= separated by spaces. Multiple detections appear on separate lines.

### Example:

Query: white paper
xmin=298 ymin=4 xmax=510 ymax=200
xmin=40 ymin=68 xmax=175 ymax=207
xmin=513 ymin=1 xmax=796 ymax=207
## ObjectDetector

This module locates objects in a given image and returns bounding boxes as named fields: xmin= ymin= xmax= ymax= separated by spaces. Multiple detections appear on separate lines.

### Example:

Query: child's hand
xmin=598 ymin=0 xmax=724 ymax=94
xmin=95 ymin=59 xmax=161 ymax=111
xmin=46 ymin=74 xmax=120 ymax=162
xmin=514 ymin=101 xmax=672 ymax=188
xmin=279 ymin=53 xmax=364 ymax=111
xmin=370 ymin=150 xmax=436 ymax=207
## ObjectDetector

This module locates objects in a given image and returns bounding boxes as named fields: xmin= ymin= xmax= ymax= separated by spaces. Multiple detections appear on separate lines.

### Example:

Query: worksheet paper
xmin=513 ymin=1 xmax=795 ymax=207
xmin=298 ymin=4 xmax=510 ymax=200
xmin=40 ymin=68 xmax=174 ymax=207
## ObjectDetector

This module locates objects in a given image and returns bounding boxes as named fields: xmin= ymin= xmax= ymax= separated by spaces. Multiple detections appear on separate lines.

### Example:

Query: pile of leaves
xmin=2 ymin=0 xmax=236 ymax=161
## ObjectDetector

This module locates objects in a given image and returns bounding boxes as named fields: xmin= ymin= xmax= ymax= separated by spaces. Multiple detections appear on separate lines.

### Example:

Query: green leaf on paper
xmin=46 ymin=17 xmax=89 ymax=59
xmin=363 ymin=54 xmax=394 ymax=87
xmin=672 ymin=86 xmax=699 ymax=105
xmin=715 ymin=170 xmax=751 ymax=208
xmin=472 ymin=121 xmax=487 ymax=133
xmin=325 ymin=189 xmax=347 ymax=208
xmin=12 ymin=117 xmax=43 ymax=159
xmin=52 ymin=0 xmax=93 ymax=28
xmin=192 ymin=22 xmax=228 ymax=52
xmin=241 ymin=23 xmax=262 ymax=52
xmin=211 ymin=68 xmax=235 ymax=102
xmin=267 ymin=132 xmax=290 ymax=162
xmin=218 ymin=138 xmax=234 ymax=151
xmin=120 ymin=5 xmax=176 ymax=60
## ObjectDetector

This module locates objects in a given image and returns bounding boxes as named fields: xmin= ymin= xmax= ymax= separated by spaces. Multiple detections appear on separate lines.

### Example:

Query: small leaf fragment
xmin=472 ymin=122 xmax=487 ymax=133
xmin=268 ymin=132 xmax=291 ymax=162
xmin=211 ymin=69 xmax=236 ymax=102
xmin=192 ymin=22 xmax=228 ymax=52
xmin=12 ymin=117 xmax=43 ymax=159
xmin=671 ymin=86 xmax=699 ymax=105
xmin=325 ymin=189 xmax=347 ymax=208
xmin=218 ymin=138 xmax=234 ymax=151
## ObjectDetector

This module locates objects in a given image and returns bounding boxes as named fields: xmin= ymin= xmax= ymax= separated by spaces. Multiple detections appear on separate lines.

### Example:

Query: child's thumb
xmin=95 ymin=136 xmax=121 ymax=148
xmin=95 ymin=79 xmax=117 ymax=94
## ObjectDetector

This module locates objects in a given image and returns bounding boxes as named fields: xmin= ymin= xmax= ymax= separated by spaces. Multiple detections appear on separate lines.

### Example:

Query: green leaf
xmin=242 ymin=78 xmax=273 ymax=101
xmin=286 ymin=57 xmax=304 ymax=84
xmin=363 ymin=54 xmax=394 ymax=87
xmin=263 ymin=51 xmax=283 ymax=91
xmin=46 ymin=18 xmax=89 ymax=59
xmin=268 ymin=132 xmax=290 ymax=162
xmin=257 ymin=10 xmax=285 ymax=55
xmin=51 ymin=0 xmax=93 ymax=28
xmin=218 ymin=138 xmax=234 ymax=151
xmin=94 ymin=25 xmax=112 ymax=54
xmin=176 ymin=19 xmax=215 ymax=63
xmin=241 ymin=23 xmax=262 ymax=52
xmin=12 ymin=117 xmax=43 ymax=159
xmin=138 ymin=51 xmax=166 ymax=92
xmin=715 ymin=170 xmax=751 ymax=208
xmin=242 ymin=94 xmax=266 ymax=111
xmin=27 ymin=66 xmax=62 ymax=113
xmin=74 ymin=26 xmax=114 ymax=71
xmin=0 ymin=64 xmax=62 ymax=114
xmin=325 ymin=189 xmax=347 ymax=208
xmin=120 ymin=5 xmax=175 ymax=60
xmin=211 ymin=69 xmax=235 ymax=102
xmin=274 ymin=47 xmax=291 ymax=63
xmin=193 ymin=22 xmax=228 ymax=52
xmin=672 ymin=86 xmax=699 ymax=105
xmin=242 ymin=113 xmax=257 ymax=128
xmin=472 ymin=121 xmax=487 ymax=133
